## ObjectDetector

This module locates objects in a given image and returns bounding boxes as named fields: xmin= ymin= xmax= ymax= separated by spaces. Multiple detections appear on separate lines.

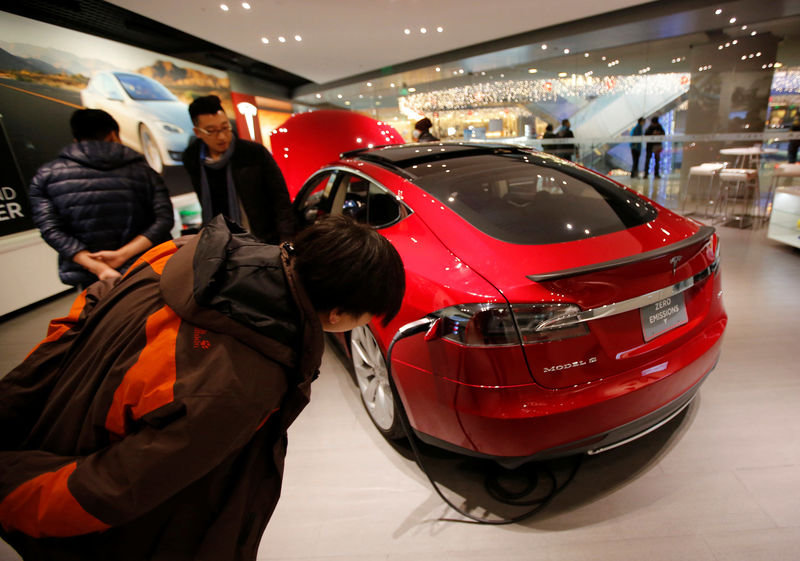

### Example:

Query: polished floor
xmin=1 ymin=178 xmax=799 ymax=560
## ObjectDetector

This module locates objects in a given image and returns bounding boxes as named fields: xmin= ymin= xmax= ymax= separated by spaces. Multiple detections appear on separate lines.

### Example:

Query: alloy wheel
xmin=350 ymin=325 xmax=404 ymax=438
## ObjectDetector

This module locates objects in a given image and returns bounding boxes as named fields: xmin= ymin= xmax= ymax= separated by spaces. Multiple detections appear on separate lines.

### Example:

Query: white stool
xmin=716 ymin=168 xmax=760 ymax=228
xmin=766 ymin=163 xmax=800 ymax=220
xmin=684 ymin=163 xmax=727 ymax=217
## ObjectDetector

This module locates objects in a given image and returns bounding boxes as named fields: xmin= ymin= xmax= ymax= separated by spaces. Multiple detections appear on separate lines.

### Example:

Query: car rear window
xmin=405 ymin=152 xmax=657 ymax=244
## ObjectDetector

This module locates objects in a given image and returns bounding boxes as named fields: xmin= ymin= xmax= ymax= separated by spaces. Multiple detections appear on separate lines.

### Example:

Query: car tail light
xmin=428 ymin=303 xmax=589 ymax=347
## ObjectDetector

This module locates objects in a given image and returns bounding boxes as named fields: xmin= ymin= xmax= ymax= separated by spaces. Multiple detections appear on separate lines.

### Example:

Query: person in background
xmin=28 ymin=109 xmax=173 ymax=287
xmin=630 ymin=117 xmax=646 ymax=178
xmin=541 ymin=123 xmax=558 ymax=154
xmin=0 ymin=215 xmax=405 ymax=560
xmin=182 ymin=95 xmax=296 ymax=244
xmin=413 ymin=117 xmax=439 ymax=142
xmin=788 ymin=115 xmax=800 ymax=164
xmin=644 ymin=115 xmax=666 ymax=179
xmin=556 ymin=118 xmax=576 ymax=161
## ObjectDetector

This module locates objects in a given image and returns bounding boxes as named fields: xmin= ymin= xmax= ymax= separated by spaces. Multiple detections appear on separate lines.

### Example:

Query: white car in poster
xmin=80 ymin=71 xmax=194 ymax=173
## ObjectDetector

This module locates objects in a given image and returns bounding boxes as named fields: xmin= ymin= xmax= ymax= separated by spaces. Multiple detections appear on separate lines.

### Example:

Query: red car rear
xmin=274 ymin=113 xmax=727 ymax=465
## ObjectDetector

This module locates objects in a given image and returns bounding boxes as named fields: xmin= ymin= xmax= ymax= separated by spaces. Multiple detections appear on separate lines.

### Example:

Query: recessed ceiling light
xmin=278 ymin=36 xmax=286 ymax=42
xmin=715 ymin=8 xmax=722 ymax=14
xmin=528 ymin=68 xmax=538 ymax=73
xmin=408 ymin=87 xmax=416 ymax=92
xmin=390 ymin=82 xmax=395 ymax=87
xmin=751 ymin=30 xmax=757 ymax=36
xmin=337 ymin=94 xmax=342 ymax=98
xmin=294 ymin=35 xmax=302 ymax=42
xmin=404 ymin=28 xmax=411 ymax=35
xmin=541 ymin=44 xmax=548 ymax=50
xmin=729 ymin=17 xmax=736 ymax=23
xmin=436 ymin=26 xmax=443 ymax=32
xmin=563 ymin=48 xmax=570 ymax=54
xmin=367 ymin=82 xmax=373 ymax=87
xmin=420 ymin=27 xmax=427 ymax=34
xmin=435 ymin=67 xmax=441 ymax=72
xmin=261 ymin=37 xmax=268 ymax=44
xmin=741 ymin=25 xmax=747 ymax=30
xmin=345 ymin=101 xmax=350 ymax=105
xmin=601 ymin=56 xmax=607 ymax=61
xmin=220 ymin=3 xmax=229 ymax=11
xmin=558 ymin=72 xmax=568 ymax=77
xmin=241 ymin=2 xmax=251 ymax=9
xmin=584 ymin=52 xmax=590 ymax=57
xmin=315 ymin=93 xmax=322 ymax=99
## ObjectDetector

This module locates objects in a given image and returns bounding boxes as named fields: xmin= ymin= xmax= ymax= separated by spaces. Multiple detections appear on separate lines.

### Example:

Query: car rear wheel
xmin=350 ymin=325 xmax=406 ymax=439
xmin=139 ymin=124 xmax=163 ymax=174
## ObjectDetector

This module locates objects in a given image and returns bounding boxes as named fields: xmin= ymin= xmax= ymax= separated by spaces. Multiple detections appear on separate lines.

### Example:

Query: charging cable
xmin=384 ymin=318 xmax=582 ymax=525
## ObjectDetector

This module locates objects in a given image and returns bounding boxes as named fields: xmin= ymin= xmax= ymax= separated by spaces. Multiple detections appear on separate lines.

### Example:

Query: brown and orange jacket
xmin=0 ymin=216 xmax=323 ymax=560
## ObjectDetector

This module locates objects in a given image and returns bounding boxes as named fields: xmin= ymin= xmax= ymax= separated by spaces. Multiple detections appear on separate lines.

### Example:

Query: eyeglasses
xmin=195 ymin=125 xmax=233 ymax=137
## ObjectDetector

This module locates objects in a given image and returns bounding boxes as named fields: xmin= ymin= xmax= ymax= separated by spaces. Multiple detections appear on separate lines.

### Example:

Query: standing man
xmin=182 ymin=95 xmax=296 ymax=244
xmin=556 ymin=119 xmax=576 ymax=161
xmin=0 ymin=215 xmax=405 ymax=560
xmin=28 ymin=109 xmax=174 ymax=287
xmin=541 ymin=123 xmax=558 ymax=155
xmin=630 ymin=117 xmax=646 ymax=178
xmin=644 ymin=115 xmax=666 ymax=179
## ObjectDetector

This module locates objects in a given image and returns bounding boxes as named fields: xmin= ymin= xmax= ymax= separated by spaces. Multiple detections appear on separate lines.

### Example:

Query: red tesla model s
xmin=271 ymin=111 xmax=727 ymax=465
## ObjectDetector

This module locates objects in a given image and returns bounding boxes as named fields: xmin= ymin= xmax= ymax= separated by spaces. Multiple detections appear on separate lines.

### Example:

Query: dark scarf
xmin=199 ymin=136 xmax=241 ymax=226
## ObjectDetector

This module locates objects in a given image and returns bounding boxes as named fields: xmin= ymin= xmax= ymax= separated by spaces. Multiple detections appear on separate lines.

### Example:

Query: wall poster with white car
xmin=0 ymin=10 xmax=233 ymax=199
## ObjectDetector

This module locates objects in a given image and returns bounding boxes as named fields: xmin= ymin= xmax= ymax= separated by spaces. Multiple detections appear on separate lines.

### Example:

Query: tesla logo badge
xmin=670 ymin=256 xmax=682 ymax=276
xmin=237 ymin=102 xmax=258 ymax=140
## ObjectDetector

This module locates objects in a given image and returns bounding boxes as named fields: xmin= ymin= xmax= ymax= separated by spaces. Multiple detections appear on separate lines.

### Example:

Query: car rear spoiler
xmin=527 ymin=225 xmax=715 ymax=282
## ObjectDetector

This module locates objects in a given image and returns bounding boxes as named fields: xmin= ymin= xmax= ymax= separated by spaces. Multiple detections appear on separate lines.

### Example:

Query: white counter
xmin=767 ymin=186 xmax=800 ymax=249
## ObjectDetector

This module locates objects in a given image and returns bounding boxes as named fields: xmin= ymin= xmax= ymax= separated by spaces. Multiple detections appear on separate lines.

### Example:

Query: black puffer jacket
xmin=28 ymin=141 xmax=174 ymax=286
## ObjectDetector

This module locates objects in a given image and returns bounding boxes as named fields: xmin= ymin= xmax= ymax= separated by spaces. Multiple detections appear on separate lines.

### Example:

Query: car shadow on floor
xmin=327 ymin=332 xmax=701 ymax=528
xmin=392 ymin=402 xmax=698 ymax=528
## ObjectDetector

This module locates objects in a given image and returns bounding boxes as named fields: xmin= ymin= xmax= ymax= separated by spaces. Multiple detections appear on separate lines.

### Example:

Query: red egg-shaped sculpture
xmin=270 ymin=110 xmax=405 ymax=197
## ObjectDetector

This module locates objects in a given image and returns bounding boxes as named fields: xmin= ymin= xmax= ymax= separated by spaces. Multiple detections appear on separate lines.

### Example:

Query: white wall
xmin=0 ymin=230 xmax=70 ymax=317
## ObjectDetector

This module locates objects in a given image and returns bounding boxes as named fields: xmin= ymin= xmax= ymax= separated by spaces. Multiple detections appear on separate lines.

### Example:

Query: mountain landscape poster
xmin=0 ymin=10 xmax=232 ymax=196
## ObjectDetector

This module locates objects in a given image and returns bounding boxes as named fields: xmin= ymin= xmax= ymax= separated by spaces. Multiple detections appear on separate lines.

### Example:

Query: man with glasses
xmin=182 ymin=95 xmax=296 ymax=243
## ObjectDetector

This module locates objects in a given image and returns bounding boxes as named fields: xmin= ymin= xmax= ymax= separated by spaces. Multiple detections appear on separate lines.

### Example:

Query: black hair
xmin=293 ymin=215 xmax=405 ymax=326
xmin=415 ymin=117 xmax=432 ymax=131
xmin=188 ymin=95 xmax=224 ymax=124
xmin=70 ymin=109 xmax=119 ymax=141
xmin=545 ymin=123 xmax=553 ymax=131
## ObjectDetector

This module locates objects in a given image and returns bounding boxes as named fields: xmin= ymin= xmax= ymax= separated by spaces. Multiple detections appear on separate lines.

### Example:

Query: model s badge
xmin=543 ymin=357 xmax=598 ymax=373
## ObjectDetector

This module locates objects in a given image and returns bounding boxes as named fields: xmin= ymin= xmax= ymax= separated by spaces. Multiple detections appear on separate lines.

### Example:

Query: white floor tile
xmin=3 ymin=220 xmax=800 ymax=561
